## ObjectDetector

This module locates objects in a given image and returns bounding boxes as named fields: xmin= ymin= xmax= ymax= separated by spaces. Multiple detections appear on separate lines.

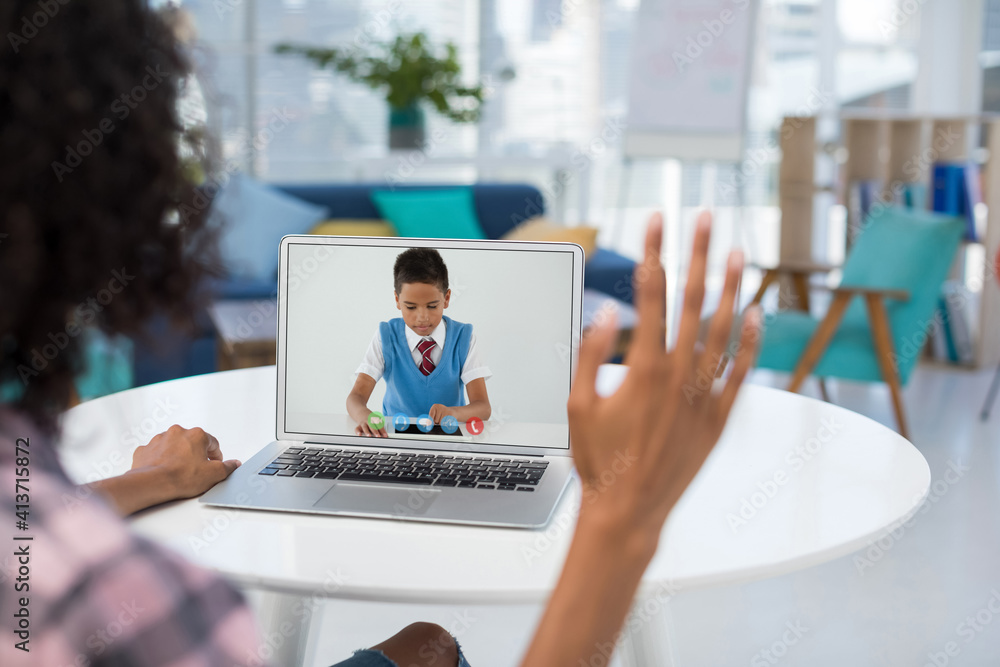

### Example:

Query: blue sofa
xmin=133 ymin=182 xmax=636 ymax=386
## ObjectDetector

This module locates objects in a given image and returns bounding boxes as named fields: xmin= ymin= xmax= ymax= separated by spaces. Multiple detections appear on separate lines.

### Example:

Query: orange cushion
xmin=501 ymin=217 xmax=598 ymax=259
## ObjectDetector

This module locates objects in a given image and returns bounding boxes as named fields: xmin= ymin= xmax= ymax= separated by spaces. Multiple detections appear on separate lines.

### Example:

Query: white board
xmin=625 ymin=0 xmax=759 ymax=161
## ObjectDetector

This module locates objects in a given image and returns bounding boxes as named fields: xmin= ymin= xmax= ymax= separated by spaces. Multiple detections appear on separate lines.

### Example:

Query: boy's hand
xmin=568 ymin=211 xmax=760 ymax=535
xmin=428 ymin=404 xmax=454 ymax=424
xmin=346 ymin=375 xmax=386 ymax=437
xmin=355 ymin=422 xmax=388 ymax=438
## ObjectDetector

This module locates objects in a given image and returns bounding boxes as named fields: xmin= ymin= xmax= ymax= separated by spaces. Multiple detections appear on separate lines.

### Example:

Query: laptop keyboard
xmin=258 ymin=446 xmax=548 ymax=492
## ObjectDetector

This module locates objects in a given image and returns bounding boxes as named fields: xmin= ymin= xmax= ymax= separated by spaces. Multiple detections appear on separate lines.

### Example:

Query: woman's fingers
xmin=626 ymin=213 xmax=667 ymax=361
xmin=203 ymin=432 xmax=223 ymax=461
xmin=697 ymin=249 xmax=743 ymax=384
xmin=673 ymin=212 xmax=712 ymax=366
xmin=717 ymin=307 xmax=760 ymax=417
xmin=569 ymin=311 xmax=618 ymax=413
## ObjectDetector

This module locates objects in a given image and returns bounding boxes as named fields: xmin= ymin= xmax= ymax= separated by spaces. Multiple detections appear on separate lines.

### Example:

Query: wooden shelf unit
xmin=777 ymin=112 xmax=1000 ymax=368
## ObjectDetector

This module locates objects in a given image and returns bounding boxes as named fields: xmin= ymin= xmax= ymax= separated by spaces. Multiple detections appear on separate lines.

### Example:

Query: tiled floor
xmin=280 ymin=362 xmax=999 ymax=667
xmin=665 ymin=363 xmax=1000 ymax=666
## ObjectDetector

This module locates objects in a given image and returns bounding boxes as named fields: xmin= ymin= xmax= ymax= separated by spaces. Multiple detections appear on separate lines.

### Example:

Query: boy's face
xmin=395 ymin=282 xmax=450 ymax=337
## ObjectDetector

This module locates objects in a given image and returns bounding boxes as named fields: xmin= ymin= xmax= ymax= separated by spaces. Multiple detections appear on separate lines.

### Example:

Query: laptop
xmin=200 ymin=234 xmax=583 ymax=528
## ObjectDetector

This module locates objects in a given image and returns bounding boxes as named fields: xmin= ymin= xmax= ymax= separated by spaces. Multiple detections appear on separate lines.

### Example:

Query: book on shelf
xmin=848 ymin=180 xmax=882 ymax=234
xmin=931 ymin=162 xmax=981 ymax=241
xmin=895 ymin=182 xmax=927 ymax=210
xmin=929 ymin=281 xmax=976 ymax=364
xmin=962 ymin=162 xmax=982 ymax=241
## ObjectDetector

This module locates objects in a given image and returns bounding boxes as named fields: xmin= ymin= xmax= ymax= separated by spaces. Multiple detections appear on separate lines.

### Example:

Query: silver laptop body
xmin=201 ymin=235 xmax=583 ymax=528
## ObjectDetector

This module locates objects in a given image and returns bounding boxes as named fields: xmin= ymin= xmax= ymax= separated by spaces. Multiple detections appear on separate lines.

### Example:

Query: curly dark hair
xmin=0 ymin=0 xmax=217 ymax=430
xmin=393 ymin=248 xmax=449 ymax=294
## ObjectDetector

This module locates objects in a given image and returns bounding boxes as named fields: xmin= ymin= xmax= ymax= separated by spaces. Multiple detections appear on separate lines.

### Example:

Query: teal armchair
xmin=751 ymin=208 xmax=965 ymax=438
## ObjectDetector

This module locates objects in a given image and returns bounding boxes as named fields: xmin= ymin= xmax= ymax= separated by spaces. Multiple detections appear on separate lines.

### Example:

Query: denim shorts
xmin=330 ymin=639 xmax=472 ymax=667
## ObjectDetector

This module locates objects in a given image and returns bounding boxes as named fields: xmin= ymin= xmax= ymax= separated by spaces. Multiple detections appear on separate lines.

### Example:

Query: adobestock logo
xmin=176 ymin=107 xmax=294 ymax=226
xmin=716 ymin=87 xmax=833 ymax=204
xmin=50 ymin=65 xmax=168 ymax=182
xmin=581 ymin=449 xmax=638 ymax=505
xmin=920 ymin=588 xmax=1000 ymax=667
xmin=384 ymin=127 xmax=449 ymax=189
xmin=854 ymin=459 xmax=969 ymax=575
xmin=7 ymin=0 xmax=73 ymax=54
xmin=60 ymin=397 xmax=180 ymax=513
xmin=727 ymin=416 xmax=844 ymax=533
xmin=849 ymin=124 xmax=962 ymax=241
xmin=241 ymin=568 xmax=350 ymax=667
xmin=878 ymin=0 xmax=929 ymax=38
xmin=749 ymin=619 xmax=809 ymax=666
xmin=16 ymin=268 xmax=135 ymax=385
xmin=670 ymin=0 xmax=753 ymax=75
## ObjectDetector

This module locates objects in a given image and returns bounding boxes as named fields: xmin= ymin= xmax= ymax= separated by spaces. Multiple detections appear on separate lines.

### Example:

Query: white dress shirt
xmin=356 ymin=319 xmax=492 ymax=386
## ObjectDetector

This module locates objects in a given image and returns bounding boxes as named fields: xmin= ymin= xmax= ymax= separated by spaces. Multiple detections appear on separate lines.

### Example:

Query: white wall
xmin=283 ymin=243 xmax=575 ymax=429
xmin=913 ymin=0 xmax=984 ymax=117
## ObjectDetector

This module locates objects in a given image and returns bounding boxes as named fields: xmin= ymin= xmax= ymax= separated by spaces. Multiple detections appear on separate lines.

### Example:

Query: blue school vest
xmin=380 ymin=316 xmax=472 ymax=418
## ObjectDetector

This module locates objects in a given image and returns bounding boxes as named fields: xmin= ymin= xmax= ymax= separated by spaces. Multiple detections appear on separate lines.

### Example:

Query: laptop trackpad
xmin=314 ymin=483 xmax=440 ymax=516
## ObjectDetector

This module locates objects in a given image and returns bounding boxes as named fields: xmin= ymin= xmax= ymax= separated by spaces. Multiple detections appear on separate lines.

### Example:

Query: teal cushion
xmin=210 ymin=174 xmax=329 ymax=281
xmin=757 ymin=307 xmax=887 ymax=384
xmin=75 ymin=330 xmax=134 ymax=400
xmin=0 ymin=329 xmax=133 ymax=404
xmin=0 ymin=380 xmax=23 ymax=403
xmin=371 ymin=188 xmax=486 ymax=239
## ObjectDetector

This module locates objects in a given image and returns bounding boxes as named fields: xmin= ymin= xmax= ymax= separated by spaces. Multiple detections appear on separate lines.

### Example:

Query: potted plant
xmin=274 ymin=32 xmax=485 ymax=150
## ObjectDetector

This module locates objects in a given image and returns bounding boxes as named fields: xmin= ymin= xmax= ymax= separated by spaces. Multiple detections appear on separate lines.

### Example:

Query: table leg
xmin=249 ymin=590 xmax=318 ymax=667
xmin=617 ymin=593 xmax=679 ymax=667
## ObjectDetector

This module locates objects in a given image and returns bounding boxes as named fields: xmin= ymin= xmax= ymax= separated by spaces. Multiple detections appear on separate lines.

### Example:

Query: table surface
xmin=58 ymin=365 xmax=930 ymax=604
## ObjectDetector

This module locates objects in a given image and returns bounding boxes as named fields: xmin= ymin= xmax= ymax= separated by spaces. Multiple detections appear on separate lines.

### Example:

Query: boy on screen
xmin=347 ymin=248 xmax=492 ymax=437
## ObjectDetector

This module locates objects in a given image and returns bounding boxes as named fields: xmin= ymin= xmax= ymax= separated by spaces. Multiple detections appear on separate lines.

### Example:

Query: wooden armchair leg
xmin=817 ymin=378 xmax=831 ymax=403
xmin=787 ymin=293 xmax=852 ymax=394
xmin=982 ymin=362 xmax=1000 ymax=421
xmin=864 ymin=295 xmax=910 ymax=440
xmin=749 ymin=269 xmax=778 ymax=307
xmin=791 ymin=271 xmax=811 ymax=312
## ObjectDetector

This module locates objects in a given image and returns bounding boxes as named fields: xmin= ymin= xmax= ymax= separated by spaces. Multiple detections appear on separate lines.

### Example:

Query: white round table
xmin=58 ymin=365 xmax=930 ymax=666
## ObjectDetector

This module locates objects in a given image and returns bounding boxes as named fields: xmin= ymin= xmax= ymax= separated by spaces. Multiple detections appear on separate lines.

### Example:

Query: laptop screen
xmin=279 ymin=238 xmax=580 ymax=452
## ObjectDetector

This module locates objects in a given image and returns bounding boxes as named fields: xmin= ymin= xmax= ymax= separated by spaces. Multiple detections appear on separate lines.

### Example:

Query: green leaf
xmin=270 ymin=31 xmax=485 ymax=124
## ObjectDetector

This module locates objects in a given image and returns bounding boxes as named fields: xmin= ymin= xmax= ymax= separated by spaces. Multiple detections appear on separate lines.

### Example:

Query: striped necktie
xmin=416 ymin=338 xmax=436 ymax=376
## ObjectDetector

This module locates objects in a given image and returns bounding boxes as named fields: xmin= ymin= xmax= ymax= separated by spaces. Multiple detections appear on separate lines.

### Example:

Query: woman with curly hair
xmin=0 ymin=2 xmax=469 ymax=664
xmin=0 ymin=0 xmax=757 ymax=665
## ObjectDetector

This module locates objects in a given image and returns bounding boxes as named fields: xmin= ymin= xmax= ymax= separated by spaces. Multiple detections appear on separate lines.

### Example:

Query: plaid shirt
xmin=0 ymin=407 xmax=264 ymax=667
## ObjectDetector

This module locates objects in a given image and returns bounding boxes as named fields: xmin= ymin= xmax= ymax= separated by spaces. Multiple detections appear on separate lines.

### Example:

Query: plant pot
xmin=388 ymin=104 xmax=425 ymax=150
